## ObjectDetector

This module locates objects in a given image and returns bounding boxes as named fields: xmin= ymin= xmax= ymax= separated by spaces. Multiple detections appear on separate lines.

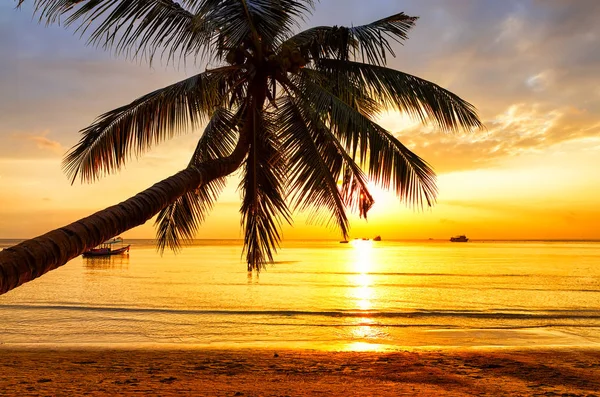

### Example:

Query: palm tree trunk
xmin=0 ymin=137 xmax=249 ymax=296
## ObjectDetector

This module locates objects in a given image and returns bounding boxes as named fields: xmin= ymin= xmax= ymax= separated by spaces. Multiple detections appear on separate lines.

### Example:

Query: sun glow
xmin=350 ymin=239 xmax=374 ymax=311
xmin=351 ymin=239 xmax=373 ymax=272
xmin=354 ymin=274 xmax=372 ymax=311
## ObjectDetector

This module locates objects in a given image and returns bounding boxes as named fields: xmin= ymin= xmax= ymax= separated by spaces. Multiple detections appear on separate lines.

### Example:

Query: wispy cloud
xmin=7 ymin=130 xmax=66 ymax=157
xmin=24 ymin=130 xmax=65 ymax=154
xmin=388 ymin=101 xmax=599 ymax=173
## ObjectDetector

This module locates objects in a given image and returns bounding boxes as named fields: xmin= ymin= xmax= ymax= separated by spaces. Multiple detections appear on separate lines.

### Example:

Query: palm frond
xmin=275 ymin=0 xmax=315 ymax=39
xmin=21 ymin=0 xmax=221 ymax=63
xmin=298 ymin=102 xmax=375 ymax=218
xmin=155 ymin=107 xmax=239 ymax=253
xmin=207 ymin=0 xmax=315 ymax=52
xmin=282 ymin=71 xmax=437 ymax=207
xmin=277 ymin=97 xmax=349 ymax=237
xmin=155 ymin=179 xmax=226 ymax=251
xmin=281 ymin=12 xmax=417 ymax=65
xmin=315 ymin=59 xmax=483 ymax=132
xmin=240 ymin=109 xmax=291 ymax=271
xmin=63 ymin=66 xmax=244 ymax=183
xmin=21 ymin=0 xmax=316 ymax=60
xmin=252 ymin=0 xmax=315 ymax=46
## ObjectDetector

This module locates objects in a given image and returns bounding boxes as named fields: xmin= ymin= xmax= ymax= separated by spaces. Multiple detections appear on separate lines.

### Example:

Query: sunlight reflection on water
xmin=347 ymin=239 xmax=391 ymax=350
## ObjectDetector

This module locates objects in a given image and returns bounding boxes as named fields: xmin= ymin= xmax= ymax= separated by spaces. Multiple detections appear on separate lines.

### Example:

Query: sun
xmin=367 ymin=182 xmax=394 ymax=209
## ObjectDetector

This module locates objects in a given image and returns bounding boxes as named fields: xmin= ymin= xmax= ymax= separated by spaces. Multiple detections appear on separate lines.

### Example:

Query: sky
xmin=1 ymin=0 xmax=599 ymax=241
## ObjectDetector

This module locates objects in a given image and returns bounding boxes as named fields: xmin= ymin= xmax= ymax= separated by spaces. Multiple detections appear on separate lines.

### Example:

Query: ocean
xmin=1 ymin=239 xmax=599 ymax=351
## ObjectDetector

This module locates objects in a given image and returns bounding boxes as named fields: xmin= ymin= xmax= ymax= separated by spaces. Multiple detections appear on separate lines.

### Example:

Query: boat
xmin=373 ymin=235 xmax=382 ymax=241
xmin=83 ymin=237 xmax=130 ymax=257
xmin=450 ymin=235 xmax=469 ymax=242
xmin=339 ymin=240 xmax=349 ymax=244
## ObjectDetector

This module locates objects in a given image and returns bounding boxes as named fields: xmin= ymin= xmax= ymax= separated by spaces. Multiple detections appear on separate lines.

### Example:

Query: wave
xmin=273 ymin=271 xmax=585 ymax=278
xmin=2 ymin=304 xmax=600 ymax=320
xmin=141 ymin=281 xmax=600 ymax=293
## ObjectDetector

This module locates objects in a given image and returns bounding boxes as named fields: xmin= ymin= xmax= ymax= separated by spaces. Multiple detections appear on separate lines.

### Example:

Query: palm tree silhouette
xmin=1 ymin=0 xmax=482 ymax=294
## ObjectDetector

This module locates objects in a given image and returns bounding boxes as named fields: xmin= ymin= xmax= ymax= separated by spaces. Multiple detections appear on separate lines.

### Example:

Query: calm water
xmin=1 ymin=239 xmax=599 ymax=351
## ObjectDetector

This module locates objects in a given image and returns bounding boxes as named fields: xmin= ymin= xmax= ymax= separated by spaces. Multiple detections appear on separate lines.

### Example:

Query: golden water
xmin=1 ymin=240 xmax=599 ymax=350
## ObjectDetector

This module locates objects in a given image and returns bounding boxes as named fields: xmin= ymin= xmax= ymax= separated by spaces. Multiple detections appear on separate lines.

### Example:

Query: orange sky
xmin=1 ymin=1 xmax=599 ymax=240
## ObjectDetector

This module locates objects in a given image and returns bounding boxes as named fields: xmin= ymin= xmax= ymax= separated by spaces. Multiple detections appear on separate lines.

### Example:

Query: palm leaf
xmin=245 ymin=0 xmax=315 ymax=46
xmin=155 ymin=107 xmax=239 ymax=252
xmin=63 ymin=66 xmax=244 ymax=183
xmin=315 ymin=59 xmax=483 ymax=132
xmin=204 ymin=0 xmax=315 ymax=52
xmin=281 ymin=12 xmax=417 ymax=65
xmin=240 ymin=108 xmax=291 ymax=271
xmin=21 ymin=0 xmax=220 ymax=63
xmin=277 ymin=96 xmax=349 ymax=237
xmin=283 ymin=71 xmax=437 ymax=207
xmin=298 ymin=101 xmax=375 ymax=218
xmin=19 ymin=0 xmax=315 ymax=62
xmin=270 ymin=0 xmax=315 ymax=45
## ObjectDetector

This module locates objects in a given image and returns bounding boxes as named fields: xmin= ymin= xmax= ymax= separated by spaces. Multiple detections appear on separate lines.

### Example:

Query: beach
xmin=1 ymin=348 xmax=599 ymax=396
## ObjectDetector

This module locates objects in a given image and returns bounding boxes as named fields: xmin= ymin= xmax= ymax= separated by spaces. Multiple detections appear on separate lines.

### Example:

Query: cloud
xmin=3 ymin=130 xmax=66 ymax=158
xmin=390 ymin=102 xmax=599 ymax=173
xmin=525 ymin=71 xmax=555 ymax=92
xmin=337 ymin=1 xmax=596 ymax=176
xmin=24 ymin=131 xmax=65 ymax=154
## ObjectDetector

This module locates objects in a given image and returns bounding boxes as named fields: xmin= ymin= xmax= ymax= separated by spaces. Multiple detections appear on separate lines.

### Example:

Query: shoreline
xmin=2 ymin=342 xmax=600 ymax=351
xmin=2 ymin=347 xmax=599 ymax=396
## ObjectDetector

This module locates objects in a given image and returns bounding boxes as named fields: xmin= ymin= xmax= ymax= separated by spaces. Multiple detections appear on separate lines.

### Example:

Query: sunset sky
xmin=1 ymin=0 xmax=599 ymax=241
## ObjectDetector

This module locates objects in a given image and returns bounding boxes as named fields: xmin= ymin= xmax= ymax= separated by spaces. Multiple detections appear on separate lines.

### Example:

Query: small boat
xmin=339 ymin=240 xmax=349 ymax=244
xmin=450 ymin=235 xmax=469 ymax=242
xmin=373 ymin=235 xmax=382 ymax=241
xmin=83 ymin=237 xmax=130 ymax=257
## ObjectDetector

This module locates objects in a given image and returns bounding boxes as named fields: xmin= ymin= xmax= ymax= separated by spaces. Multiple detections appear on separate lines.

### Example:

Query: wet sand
xmin=1 ymin=348 xmax=599 ymax=396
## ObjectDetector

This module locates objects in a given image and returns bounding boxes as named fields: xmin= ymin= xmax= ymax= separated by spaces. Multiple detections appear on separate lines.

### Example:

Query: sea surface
xmin=1 ymin=239 xmax=599 ymax=351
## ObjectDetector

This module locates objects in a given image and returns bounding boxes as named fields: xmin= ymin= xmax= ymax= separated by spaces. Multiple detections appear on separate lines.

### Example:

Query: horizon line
xmin=2 ymin=238 xmax=600 ymax=242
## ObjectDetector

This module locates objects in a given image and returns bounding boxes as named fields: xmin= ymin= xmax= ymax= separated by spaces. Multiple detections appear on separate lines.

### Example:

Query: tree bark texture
xmin=0 ymin=138 xmax=249 ymax=295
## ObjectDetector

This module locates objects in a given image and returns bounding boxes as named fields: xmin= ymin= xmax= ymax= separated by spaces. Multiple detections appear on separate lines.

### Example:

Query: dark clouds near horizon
xmin=1 ymin=0 xmax=599 ymax=171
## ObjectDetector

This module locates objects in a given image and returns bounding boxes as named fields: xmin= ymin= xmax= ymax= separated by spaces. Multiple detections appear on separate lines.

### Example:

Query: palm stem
xmin=0 ymin=133 xmax=250 ymax=295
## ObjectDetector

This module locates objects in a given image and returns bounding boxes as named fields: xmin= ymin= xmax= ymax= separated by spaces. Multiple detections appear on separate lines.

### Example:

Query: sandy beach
xmin=1 ymin=348 xmax=599 ymax=396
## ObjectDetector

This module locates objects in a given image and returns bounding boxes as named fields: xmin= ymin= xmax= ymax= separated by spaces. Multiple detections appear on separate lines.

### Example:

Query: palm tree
xmin=0 ymin=0 xmax=482 ymax=295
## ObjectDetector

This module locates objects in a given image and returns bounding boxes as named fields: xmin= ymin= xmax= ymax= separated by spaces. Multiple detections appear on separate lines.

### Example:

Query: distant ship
xmin=373 ymin=235 xmax=382 ymax=241
xmin=450 ymin=235 xmax=469 ymax=242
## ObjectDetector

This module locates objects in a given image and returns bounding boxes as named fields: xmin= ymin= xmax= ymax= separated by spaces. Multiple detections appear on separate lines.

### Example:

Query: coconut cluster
xmin=225 ymin=42 xmax=308 ymax=74
xmin=269 ymin=46 xmax=308 ymax=74
xmin=225 ymin=47 xmax=247 ymax=65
